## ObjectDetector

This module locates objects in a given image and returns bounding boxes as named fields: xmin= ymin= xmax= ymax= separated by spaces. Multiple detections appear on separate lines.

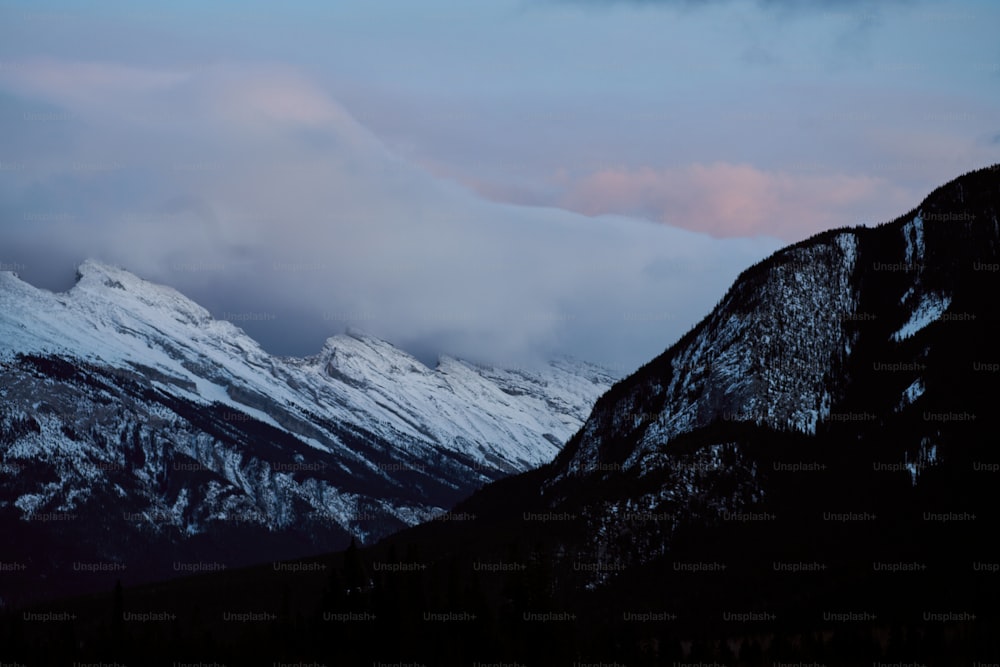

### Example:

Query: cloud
xmin=559 ymin=162 xmax=915 ymax=241
xmin=551 ymin=0 xmax=903 ymax=9
xmin=0 ymin=60 xmax=781 ymax=372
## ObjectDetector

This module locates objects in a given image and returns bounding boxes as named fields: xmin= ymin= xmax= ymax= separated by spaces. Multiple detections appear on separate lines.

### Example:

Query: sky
xmin=0 ymin=0 xmax=997 ymax=372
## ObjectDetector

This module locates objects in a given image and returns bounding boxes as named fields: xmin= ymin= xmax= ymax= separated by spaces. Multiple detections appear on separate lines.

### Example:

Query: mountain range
xmin=0 ymin=260 xmax=616 ymax=604
xmin=3 ymin=165 xmax=1000 ymax=665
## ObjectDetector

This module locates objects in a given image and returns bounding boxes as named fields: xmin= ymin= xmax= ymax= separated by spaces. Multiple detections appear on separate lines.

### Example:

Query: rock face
xmin=0 ymin=262 xmax=616 ymax=603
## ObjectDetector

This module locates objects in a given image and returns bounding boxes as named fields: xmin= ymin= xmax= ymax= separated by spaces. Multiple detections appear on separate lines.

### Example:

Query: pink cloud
xmin=203 ymin=66 xmax=358 ymax=129
xmin=559 ymin=162 xmax=916 ymax=241
xmin=0 ymin=59 xmax=374 ymax=140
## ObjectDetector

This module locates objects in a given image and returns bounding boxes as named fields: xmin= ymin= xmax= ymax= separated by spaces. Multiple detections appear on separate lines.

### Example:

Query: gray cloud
xmin=0 ymin=61 xmax=781 ymax=372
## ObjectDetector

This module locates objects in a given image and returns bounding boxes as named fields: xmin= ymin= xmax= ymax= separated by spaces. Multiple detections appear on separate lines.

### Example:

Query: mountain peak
xmin=73 ymin=258 xmax=133 ymax=287
xmin=342 ymin=325 xmax=382 ymax=342
xmin=68 ymin=259 xmax=215 ymax=329
xmin=319 ymin=329 xmax=433 ymax=385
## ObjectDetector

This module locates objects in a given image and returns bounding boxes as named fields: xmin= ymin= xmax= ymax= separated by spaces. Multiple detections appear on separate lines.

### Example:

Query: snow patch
xmin=836 ymin=232 xmax=858 ymax=271
xmin=896 ymin=378 xmax=925 ymax=412
xmin=902 ymin=214 xmax=925 ymax=266
xmin=891 ymin=292 xmax=951 ymax=342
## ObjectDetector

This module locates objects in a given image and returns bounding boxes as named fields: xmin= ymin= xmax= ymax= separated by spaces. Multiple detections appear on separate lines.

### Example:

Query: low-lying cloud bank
xmin=0 ymin=60 xmax=782 ymax=371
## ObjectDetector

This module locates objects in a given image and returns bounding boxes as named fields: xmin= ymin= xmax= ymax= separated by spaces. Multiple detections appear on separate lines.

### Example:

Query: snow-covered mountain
xmin=412 ymin=165 xmax=1000 ymax=598
xmin=0 ymin=261 xmax=616 ymax=601
xmin=553 ymin=231 xmax=859 ymax=483
xmin=531 ymin=166 xmax=998 ymax=576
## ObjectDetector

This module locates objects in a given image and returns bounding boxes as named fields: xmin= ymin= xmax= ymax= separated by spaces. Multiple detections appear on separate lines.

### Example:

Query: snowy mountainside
xmin=0 ymin=262 xmax=616 ymax=601
xmin=2 ymin=260 xmax=612 ymax=472
xmin=557 ymin=232 xmax=860 ymax=482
